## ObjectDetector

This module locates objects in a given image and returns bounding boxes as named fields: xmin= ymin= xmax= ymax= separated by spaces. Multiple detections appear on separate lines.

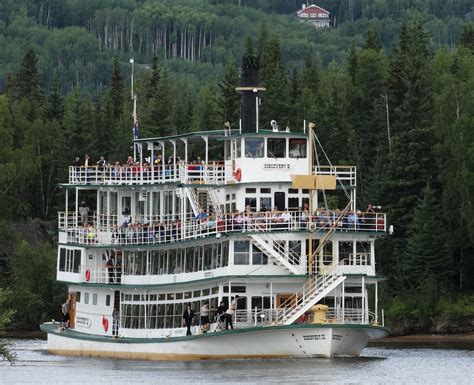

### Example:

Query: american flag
xmin=132 ymin=112 xmax=139 ymax=140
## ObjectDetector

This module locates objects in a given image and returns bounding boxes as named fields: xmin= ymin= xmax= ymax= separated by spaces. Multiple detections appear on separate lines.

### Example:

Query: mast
xmin=308 ymin=122 xmax=315 ymax=276
xmin=130 ymin=58 xmax=138 ymax=162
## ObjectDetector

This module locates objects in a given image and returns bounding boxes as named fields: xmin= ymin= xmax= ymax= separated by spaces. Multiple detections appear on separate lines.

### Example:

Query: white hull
xmin=42 ymin=323 xmax=388 ymax=360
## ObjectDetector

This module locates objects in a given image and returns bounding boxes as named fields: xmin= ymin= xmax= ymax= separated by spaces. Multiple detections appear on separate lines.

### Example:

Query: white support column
xmin=228 ymin=281 xmax=231 ymax=306
xmin=361 ymin=275 xmax=365 ymax=324
xmin=151 ymin=146 xmax=155 ymax=183
xmin=342 ymin=280 xmax=345 ymax=323
xmin=65 ymin=189 xmax=69 ymax=228
xmin=139 ymin=143 xmax=144 ymax=183
xmin=160 ymin=141 xmax=165 ymax=183
xmin=107 ymin=190 xmax=111 ymax=229
xmin=96 ymin=190 xmax=100 ymax=227
xmin=375 ymin=281 xmax=378 ymax=324
xmin=370 ymin=240 xmax=375 ymax=268
xmin=270 ymin=281 xmax=273 ymax=323
xmin=171 ymin=139 xmax=177 ymax=180
xmin=353 ymin=240 xmax=357 ymax=266
xmin=159 ymin=190 xmax=164 ymax=222
xmin=202 ymin=136 xmax=209 ymax=166
xmin=75 ymin=188 xmax=79 ymax=228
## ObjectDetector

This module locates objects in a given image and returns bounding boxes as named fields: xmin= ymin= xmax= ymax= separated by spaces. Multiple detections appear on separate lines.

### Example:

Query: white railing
xmin=232 ymin=307 xmax=374 ymax=328
xmin=275 ymin=264 xmax=343 ymax=325
xmin=340 ymin=253 xmax=371 ymax=266
xmin=68 ymin=163 xmax=228 ymax=185
xmin=79 ymin=265 xmax=122 ymax=284
xmin=312 ymin=165 xmax=356 ymax=187
xmin=63 ymin=210 xmax=386 ymax=246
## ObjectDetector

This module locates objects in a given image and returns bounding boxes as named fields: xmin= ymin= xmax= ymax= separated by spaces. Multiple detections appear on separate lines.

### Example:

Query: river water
xmin=1 ymin=339 xmax=473 ymax=384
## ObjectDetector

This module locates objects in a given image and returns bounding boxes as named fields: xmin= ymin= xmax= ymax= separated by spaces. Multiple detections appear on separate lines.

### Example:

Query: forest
xmin=0 ymin=0 xmax=473 ymax=343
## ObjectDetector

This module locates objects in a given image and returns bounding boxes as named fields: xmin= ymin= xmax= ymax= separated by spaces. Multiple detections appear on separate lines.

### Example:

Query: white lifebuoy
xmin=307 ymin=222 xmax=317 ymax=232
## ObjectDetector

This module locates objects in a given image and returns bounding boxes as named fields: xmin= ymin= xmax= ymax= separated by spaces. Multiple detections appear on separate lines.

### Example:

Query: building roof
xmin=297 ymin=4 xmax=330 ymax=16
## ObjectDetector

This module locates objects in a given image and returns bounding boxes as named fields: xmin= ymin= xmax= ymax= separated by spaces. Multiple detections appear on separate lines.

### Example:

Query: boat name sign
xmin=263 ymin=163 xmax=292 ymax=170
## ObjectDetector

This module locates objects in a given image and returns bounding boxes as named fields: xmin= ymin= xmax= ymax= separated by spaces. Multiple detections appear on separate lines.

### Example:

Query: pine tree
xmin=109 ymin=57 xmax=124 ymax=121
xmin=301 ymin=55 xmax=320 ymax=101
xmin=147 ymin=55 xmax=160 ymax=98
xmin=363 ymin=27 xmax=383 ymax=51
xmin=192 ymin=82 xmax=220 ymax=131
xmin=146 ymin=68 xmax=173 ymax=136
xmin=403 ymin=185 xmax=450 ymax=294
xmin=45 ymin=76 xmax=63 ymax=122
xmin=16 ymin=48 xmax=40 ymax=101
xmin=260 ymin=35 xmax=290 ymax=128
xmin=258 ymin=21 xmax=269 ymax=60
xmin=218 ymin=56 xmax=240 ymax=127
xmin=459 ymin=23 xmax=474 ymax=52
xmin=345 ymin=43 xmax=358 ymax=85
xmin=244 ymin=36 xmax=254 ymax=57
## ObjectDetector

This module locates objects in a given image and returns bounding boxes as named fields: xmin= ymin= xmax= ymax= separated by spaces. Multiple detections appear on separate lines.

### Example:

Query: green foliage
xmin=9 ymin=240 xmax=67 ymax=330
xmin=218 ymin=56 xmax=240 ymax=128
xmin=0 ymin=288 xmax=16 ymax=363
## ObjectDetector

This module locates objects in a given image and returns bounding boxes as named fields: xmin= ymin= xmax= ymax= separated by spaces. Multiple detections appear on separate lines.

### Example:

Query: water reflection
xmin=1 ymin=339 xmax=473 ymax=384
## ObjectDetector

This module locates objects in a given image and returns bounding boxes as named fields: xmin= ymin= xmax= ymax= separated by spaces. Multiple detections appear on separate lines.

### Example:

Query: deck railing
xmin=63 ymin=210 xmax=386 ymax=246
xmin=312 ymin=165 xmax=356 ymax=187
xmin=233 ymin=306 xmax=374 ymax=327
xmin=68 ymin=163 xmax=228 ymax=185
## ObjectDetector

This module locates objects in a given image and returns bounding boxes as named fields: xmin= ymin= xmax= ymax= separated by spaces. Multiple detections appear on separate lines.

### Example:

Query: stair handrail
xmin=275 ymin=263 xmax=342 ymax=324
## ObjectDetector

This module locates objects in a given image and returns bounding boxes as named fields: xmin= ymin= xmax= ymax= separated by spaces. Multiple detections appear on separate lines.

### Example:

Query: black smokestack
xmin=237 ymin=55 xmax=265 ymax=133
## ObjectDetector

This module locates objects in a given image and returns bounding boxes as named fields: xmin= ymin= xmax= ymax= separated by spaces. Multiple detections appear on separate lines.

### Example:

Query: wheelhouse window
xmin=267 ymin=138 xmax=286 ymax=158
xmin=289 ymin=139 xmax=307 ymax=158
xmin=245 ymin=138 xmax=264 ymax=158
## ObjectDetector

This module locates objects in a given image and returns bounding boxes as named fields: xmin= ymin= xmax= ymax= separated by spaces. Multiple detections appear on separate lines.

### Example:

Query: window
xmin=260 ymin=188 xmax=271 ymax=194
xmin=245 ymin=188 xmax=256 ymax=194
xmin=93 ymin=293 xmax=98 ymax=305
xmin=84 ymin=293 xmax=89 ymax=304
xmin=288 ymin=188 xmax=299 ymax=194
xmin=58 ymin=248 xmax=81 ymax=273
xmin=260 ymin=197 xmax=272 ymax=211
xmin=76 ymin=292 xmax=81 ymax=303
xmin=245 ymin=197 xmax=257 ymax=212
xmin=106 ymin=295 xmax=111 ymax=306
xmin=288 ymin=197 xmax=299 ymax=210
xmin=223 ymin=285 xmax=247 ymax=293
xmin=252 ymin=244 xmax=268 ymax=265
xmin=267 ymin=138 xmax=286 ymax=158
xmin=234 ymin=241 xmax=250 ymax=265
xmin=289 ymin=241 xmax=301 ymax=265
xmin=289 ymin=139 xmax=307 ymax=158
xmin=245 ymin=137 xmax=264 ymax=158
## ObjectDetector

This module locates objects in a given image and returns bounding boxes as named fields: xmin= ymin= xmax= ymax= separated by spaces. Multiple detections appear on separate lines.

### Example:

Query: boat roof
xmin=135 ymin=129 xmax=308 ymax=143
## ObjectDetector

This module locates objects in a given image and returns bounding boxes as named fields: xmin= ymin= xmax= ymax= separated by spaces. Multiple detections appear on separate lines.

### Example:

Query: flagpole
xmin=130 ymin=58 xmax=137 ymax=162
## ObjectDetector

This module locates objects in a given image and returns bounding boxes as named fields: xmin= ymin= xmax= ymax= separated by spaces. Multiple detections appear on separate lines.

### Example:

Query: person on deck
xmin=105 ymin=254 xmax=115 ymax=284
xmin=182 ymin=304 xmax=195 ymax=336
xmin=79 ymin=200 xmax=89 ymax=225
xmin=200 ymin=302 xmax=210 ymax=333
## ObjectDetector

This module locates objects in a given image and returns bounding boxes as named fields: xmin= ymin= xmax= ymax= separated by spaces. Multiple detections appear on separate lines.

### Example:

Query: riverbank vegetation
xmin=0 ymin=1 xmax=473 ymax=337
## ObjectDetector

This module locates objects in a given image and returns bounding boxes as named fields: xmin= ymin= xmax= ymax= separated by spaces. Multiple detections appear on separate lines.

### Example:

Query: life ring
xmin=234 ymin=168 xmax=242 ymax=182
xmin=85 ymin=269 xmax=91 ymax=282
xmin=307 ymin=222 xmax=317 ymax=232
xmin=102 ymin=316 xmax=109 ymax=332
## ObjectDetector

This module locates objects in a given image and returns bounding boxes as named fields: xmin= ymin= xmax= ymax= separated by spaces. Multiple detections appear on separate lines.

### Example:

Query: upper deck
xmin=67 ymin=130 xmax=356 ymax=188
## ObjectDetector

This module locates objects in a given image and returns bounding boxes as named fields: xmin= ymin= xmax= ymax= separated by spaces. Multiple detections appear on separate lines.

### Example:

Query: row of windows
xmin=245 ymin=138 xmax=307 ymax=159
xmin=76 ymin=291 xmax=111 ymax=307
xmin=123 ymin=242 xmax=229 ymax=276
xmin=121 ymin=295 xmax=272 ymax=330
xmin=59 ymin=248 xmax=81 ymax=273
xmin=234 ymin=240 xmax=301 ymax=265
xmin=121 ymin=287 xmax=219 ymax=302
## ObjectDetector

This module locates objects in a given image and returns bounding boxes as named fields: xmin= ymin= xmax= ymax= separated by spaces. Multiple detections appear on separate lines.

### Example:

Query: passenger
xmin=61 ymin=299 xmax=70 ymax=330
xmin=97 ymin=156 xmax=107 ymax=168
xmin=182 ymin=304 xmax=195 ymax=336
xmin=225 ymin=295 xmax=240 ymax=330
xmin=79 ymin=200 xmax=89 ymax=225
xmin=105 ymin=254 xmax=115 ymax=283
xmin=200 ymin=302 xmax=210 ymax=333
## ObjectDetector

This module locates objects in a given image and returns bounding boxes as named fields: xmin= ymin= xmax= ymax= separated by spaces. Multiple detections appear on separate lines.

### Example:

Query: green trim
xmin=135 ymin=129 xmax=228 ymax=143
xmin=223 ymin=130 xmax=308 ymax=140
xmin=61 ymin=274 xmax=307 ymax=289
xmin=40 ymin=322 xmax=389 ymax=344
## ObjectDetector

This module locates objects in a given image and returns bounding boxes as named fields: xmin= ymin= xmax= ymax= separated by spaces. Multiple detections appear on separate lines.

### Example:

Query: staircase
xmin=184 ymin=188 xmax=201 ymax=216
xmin=207 ymin=188 xmax=224 ymax=217
xmin=249 ymin=233 xmax=302 ymax=275
xmin=276 ymin=265 xmax=346 ymax=325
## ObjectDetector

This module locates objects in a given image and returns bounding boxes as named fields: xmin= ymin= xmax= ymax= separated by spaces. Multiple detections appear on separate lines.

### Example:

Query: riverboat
xmin=41 ymin=55 xmax=389 ymax=360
